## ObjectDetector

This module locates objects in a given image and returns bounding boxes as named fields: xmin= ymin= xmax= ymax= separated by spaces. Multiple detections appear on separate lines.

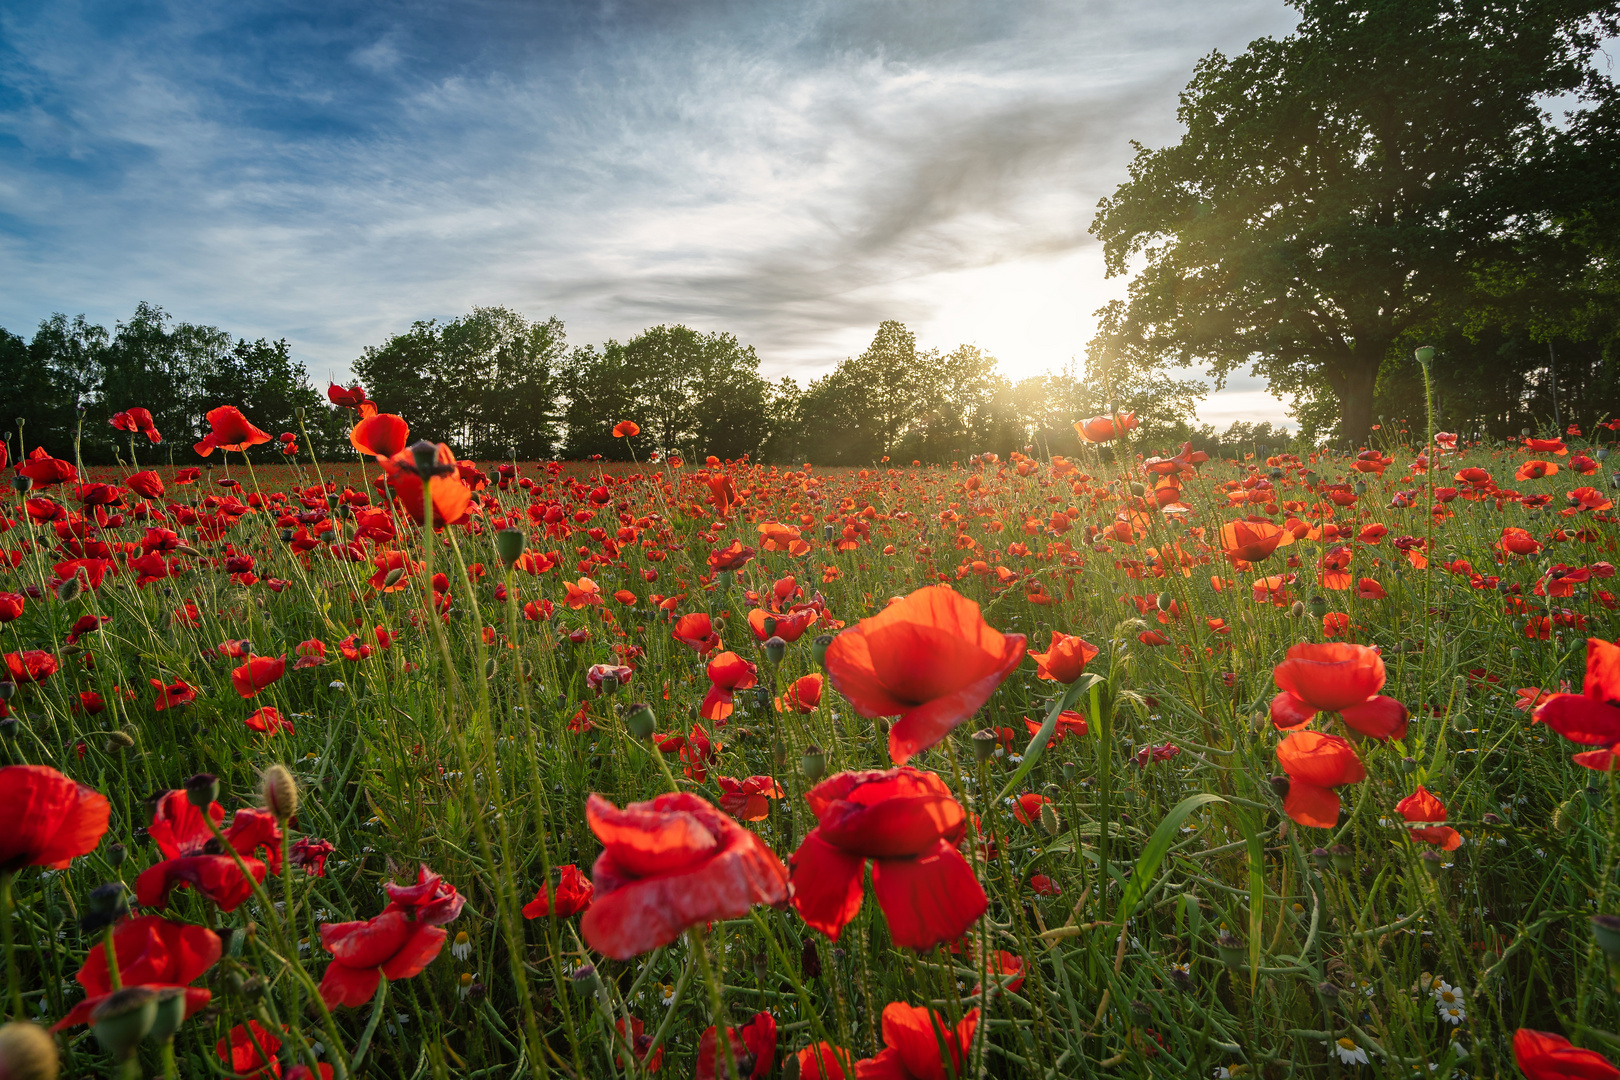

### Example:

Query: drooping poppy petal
xmin=0 ymin=764 xmax=112 ymax=872
xmin=1512 ymin=1028 xmax=1620 ymax=1080
xmin=1282 ymin=782 xmax=1341 ymax=830
xmin=868 ymin=839 xmax=988 ymax=952
xmin=786 ymin=829 xmax=867 ymax=941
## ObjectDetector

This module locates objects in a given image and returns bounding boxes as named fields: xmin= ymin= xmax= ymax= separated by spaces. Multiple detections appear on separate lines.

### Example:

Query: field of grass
xmin=1 ymin=415 xmax=1618 ymax=1079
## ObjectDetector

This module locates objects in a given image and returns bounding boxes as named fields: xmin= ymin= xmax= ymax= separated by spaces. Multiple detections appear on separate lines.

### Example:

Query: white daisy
xmin=452 ymin=930 xmax=472 ymax=961
xmin=1332 ymin=1037 xmax=1369 ymax=1065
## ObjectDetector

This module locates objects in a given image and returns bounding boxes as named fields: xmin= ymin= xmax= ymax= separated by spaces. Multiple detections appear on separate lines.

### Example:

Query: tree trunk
xmin=1335 ymin=356 xmax=1382 ymax=448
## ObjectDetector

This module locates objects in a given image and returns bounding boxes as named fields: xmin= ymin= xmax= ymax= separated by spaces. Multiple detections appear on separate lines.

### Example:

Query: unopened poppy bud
xmin=822 ymin=525 xmax=835 ymax=541
xmin=382 ymin=567 xmax=405 ymax=589
xmin=764 ymin=635 xmax=787 ymax=664
xmin=1592 ymin=915 xmax=1620 ymax=960
xmin=1289 ymin=601 xmax=1306 ymax=619
xmin=0 ymin=682 xmax=12 ymax=701
xmin=1268 ymin=774 xmax=1290 ymax=799
xmin=1128 ymin=999 xmax=1152 ymax=1020
xmin=784 ymin=1055 xmax=802 ymax=1080
xmin=55 ymin=576 xmax=82 ymax=603
xmin=91 ymin=987 xmax=159 ymax=1060
xmin=494 ymin=528 xmax=527 ymax=566
xmin=103 ymin=731 xmax=135 ymax=754
xmin=801 ymin=744 xmax=826 ymax=780
xmin=972 ymin=729 xmax=999 ymax=763
xmin=0 ymin=1021 xmax=59 ymax=1080
xmin=1214 ymin=929 xmax=1245 ymax=970
xmin=812 ymin=634 xmax=833 ymax=667
xmin=762 ymin=615 xmax=778 ymax=639
xmin=185 ymin=772 xmax=218 ymax=810
xmin=260 ymin=763 xmax=297 ymax=821
xmin=1039 ymin=801 xmax=1061 ymax=837
xmin=145 ymin=987 xmax=188 ymax=1044
xmin=484 ymin=658 xmax=498 ymax=679
xmin=173 ymin=545 xmax=201 ymax=558
xmin=1156 ymin=591 xmax=1172 ymax=611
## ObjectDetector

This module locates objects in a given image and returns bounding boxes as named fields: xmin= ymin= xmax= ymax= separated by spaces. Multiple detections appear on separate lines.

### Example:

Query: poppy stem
xmin=349 ymin=974 xmax=389 ymax=1072
xmin=0 ymin=872 xmax=19 ymax=1021
xmin=688 ymin=925 xmax=739 ymax=1080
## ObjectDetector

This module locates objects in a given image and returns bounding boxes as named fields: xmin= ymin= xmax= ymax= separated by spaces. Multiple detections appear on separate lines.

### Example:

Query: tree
xmin=1090 ymin=0 xmax=1620 ymax=445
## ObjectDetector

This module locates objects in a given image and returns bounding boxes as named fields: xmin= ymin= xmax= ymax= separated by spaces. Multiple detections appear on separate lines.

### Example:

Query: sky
xmin=0 ymin=0 xmax=1302 ymax=428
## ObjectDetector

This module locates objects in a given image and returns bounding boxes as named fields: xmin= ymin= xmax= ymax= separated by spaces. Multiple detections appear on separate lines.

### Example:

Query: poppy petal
xmin=1339 ymin=695 xmax=1408 ymax=741
xmin=1283 ymin=782 xmax=1340 ymax=829
xmin=869 ymin=840 xmax=987 ymax=952
xmin=788 ymin=829 xmax=866 ymax=941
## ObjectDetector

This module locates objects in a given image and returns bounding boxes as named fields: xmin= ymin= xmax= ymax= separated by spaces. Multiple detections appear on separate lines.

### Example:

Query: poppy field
xmin=2 ymin=400 xmax=1620 ymax=1080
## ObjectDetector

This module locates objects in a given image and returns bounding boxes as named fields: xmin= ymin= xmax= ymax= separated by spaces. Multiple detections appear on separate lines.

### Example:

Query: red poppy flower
xmin=1275 ymin=731 xmax=1365 ymax=829
xmin=824 ymin=586 xmax=1024 ymax=765
xmin=1218 ymin=519 xmax=1289 ymax=563
xmin=378 ymin=444 xmax=473 ymax=527
xmin=350 ymin=413 xmax=410 ymax=458
xmin=1524 ymin=437 xmax=1569 ymax=456
xmin=777 ymin=674 xmax=824 ymax=713
xmin=1535 ymin=638 xmax=1620 ymax=747
xmin=707 ymin=539 xmax=756 ymax=572
xmin=126 ymin=470 xmax=165 ymax=500
xmin=151 ymin=678 xmax=197 ymax=710
xmin=245 ymin=706 xmax=294 ymax=734
xmin=717 ymin=775 xmax=785 ymax=821
xmin=789 ymin=767 xmax=986 ymax=951
xmin=522 ymin=864 xmax=595 ymax=918
xmin=193 ymin=406 xmax=272 ymax=456
xmin=4 ymin=650 xmax=58 ymax=685
xmin=0 ymin=593 xmax=23 ymax=623
xmin=134 ymin=791 xmax=278 ymax=912
xmin=857 ymin=1002 xmax=978 ymax=1080
xmin=795 ymin=1043 xmax=852 ymax=1080
xmin=1013 ymin=792 xmax=1051 ymax=826
xmin=111 ymin=407 xmax=163 ymax=443
xmin=52 ymin=915 xmax=220 ymax=1031
xmin=1394 ymin=786 xmax=1461 ymax=851
xmin=615 ymin=1016 xmax=666 ymax=1073
xmin=701 ymin=651 xmax=758 ymax=720
xmin=291 ymin=837 xmax=335 ymax=877
xmin=672 ymin=612 xmax=722 ymax=654
xmin=1269 ymin=643 xmax=1406 ymax=740
xmin=612 ymin=420 xmax=641 ymax=438
xmin=218 ymin=1021 xmax=282 ymax=1080
xmin=697 ymin=1011 xmax=775 ymax=1080
xmin=1074 ymin=411 xmax=1138 ymax=443
xmin=1499 ymin=526 xmax=1543 ymax=556
xmin=1517 ymin=459 xmax=1560 ymax=481
xmin=16 ymin=448 xmax=77 ymax=487
xmin=1513 ymin=1028 xmax=1620 ymax=1080
xmin=231 ymin=655 xmax=286 ymax=699
xmin=1029 ymin=873 xmax=1061 ymax=896
xmin=1027 ymin=630 xmax=1099 ymax=683
xmin=748 ymin=606 xmax=819 ymax=643
xmin=317 ymin=907 xmax=447 ymax=1008
xmin=578 ymin=791 xmax=789 ymax=959
xmin=64 ymin=614 xmax=110 ymax=644
xmin=328 ymin=382 xmax=370 ymax=410
xmin=0 ymin=765 xmax=111 ymax=872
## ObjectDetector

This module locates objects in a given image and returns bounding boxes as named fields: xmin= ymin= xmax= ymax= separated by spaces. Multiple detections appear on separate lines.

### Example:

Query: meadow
xmin=1 ymin=401 xmax=1618 ymax=1080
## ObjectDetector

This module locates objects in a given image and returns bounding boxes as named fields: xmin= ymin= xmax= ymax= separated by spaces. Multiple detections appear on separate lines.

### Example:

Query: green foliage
xmin=1089 ymin=0 xmax=1620 ymax=444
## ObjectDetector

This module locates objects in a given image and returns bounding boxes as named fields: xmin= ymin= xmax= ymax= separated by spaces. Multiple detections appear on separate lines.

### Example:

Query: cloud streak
xmin=0 ymin=0 xmax=1299 ymax=415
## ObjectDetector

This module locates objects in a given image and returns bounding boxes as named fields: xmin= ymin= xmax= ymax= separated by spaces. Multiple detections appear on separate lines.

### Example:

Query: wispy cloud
xmin=0 ymin=0 xmax=1299 ymax=411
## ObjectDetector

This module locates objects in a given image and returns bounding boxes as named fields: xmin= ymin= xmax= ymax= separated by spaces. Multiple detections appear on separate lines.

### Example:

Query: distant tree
xmin=1089 ymin=0 xmax=1620 ymax=445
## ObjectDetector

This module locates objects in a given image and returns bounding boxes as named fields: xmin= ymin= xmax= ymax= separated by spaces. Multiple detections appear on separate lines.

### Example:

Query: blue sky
xmin=0 ymin=0 xmax=1300 ymax=426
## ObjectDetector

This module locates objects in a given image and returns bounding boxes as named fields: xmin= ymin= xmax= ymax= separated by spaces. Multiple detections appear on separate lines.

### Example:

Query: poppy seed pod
xmin=1591 ymin=915 xmax=1620 ymax=960
xmin=494 ymin=528 xmax=527 ymax=566
xmin=91 ymin=987 xmax=160 ymax=1060
xmin=764 ymin=635 xmax=787 ymax=665
xmin=1309 ymin=846 xmax=1332 ymax=870
xmin=11 ymin=474 xmax=31 ymax=494
xmin=1400 ymin=756 xmax=1418 ymax=774
xmin=184 ymin=772 xmax=219 ymax=810
xmin=0 ymin=1021 xmax=59 ymax=1080
xmin=625 ymin=702 xmax=656 ymax=739
xmin=800 ymin=744 xmax=826 ymax=780
xmin=0 ymin=682 xmax=13 ymax=702
xmin=1214 ymin=929 xmax=1245 ymax=970
xmin=1329 ymin=844 xmax=1354 ymax=873
xmin=811 ymin=634 xmax=833 ymax=667
xmin=1268 ymin=774 xmax=1290 ymax=799
xmin=972 ymin=729 xmax=999 ymax=763
xmin=145 ymin=987 xmax=188 ymax=1044
xmin=1414 ymin=346 xmax=1435 ymax=365
xmin=1420 ymin=850 xmax=1446 ymax=879
xmin=570 ymin=964 xmax=603 ymax=999
xmin=260 ymin=763 xmax=297 ymax=821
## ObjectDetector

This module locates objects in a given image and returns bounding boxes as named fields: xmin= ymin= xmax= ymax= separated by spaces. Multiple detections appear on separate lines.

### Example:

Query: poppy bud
xmin=383 ymin=567 xmax=405 ymax=589
xmin=260 ymin=763 xmax=297 ymax=821
xmin=1289 ymin=601 xmax=1306 ymax=619
xmin=91 ymin=987 xmax=159 ymax=1061
xmin=145 ymin=987 xmax=188 ymax=1044
xmin=763 ymin=635 xmax=787 ymax=665
xmin=108 ymin=843 xmax=127 ymax=868
xmin=484 ymin=658 xmax=498 ymax=679
xmin=1268 ymin=774 xmax=1290 ymax=799
xmin=1329 ymin=844 xmax=1354 ymax=873
xmin=1419 ymin=850 xmax=1446 ymax=879
xmin=1129 ymin=482 xmax=1145 ymax=497
xmin=1214 ymin=929 xmax=1245 ymax=970
xmin=822 ymin=525 xmax=835 ymax=541
xmin=1591 ymin=915 xmax=1620 ymax=960
xmin=1039 ymin=801 xmax=1061 ymax=837
xmin=103 ymin=731 xmax=135 ymax=754
xmin=716 ymin=570 xmax=734 ymax=588
xmin=494 ymin=528 xmax=527 ymax=566
xmin=800 ymin=744 xmax=825 ymax=780
xmin=972 ymin=729 xmax=999 ymax=763
xmin=81 ymin=882 xmax=131 ymax=933
xmin=173 ymin=545 xmax=201 ymax=558
xmin=811 ymin=634 xmax=833 ymax=667
xmin=55 ymin=576 xmax=82 ymax=603
xmin=762 ymin=615 xmax=778 ymax=638
xmin=0 ymin=682 xmax=13 ymax=701
xmin=0 ymin=1021 xmax=59 ymax=1080
xmin=1156 ymin=591 xmax=1172 ymax=611
xmin=784 ymin=1055 xmax=802 ymax=1080
xmin=185 ymin=772 xmax=219 ymax=810
xmin=1061 ymin=761 xmax=1076 ymax=782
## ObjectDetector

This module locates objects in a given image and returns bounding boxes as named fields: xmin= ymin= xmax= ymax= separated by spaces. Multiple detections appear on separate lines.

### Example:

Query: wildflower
xmin=193 ymin=406 xmax=272 ymax=457
xmin=672 ymin=612 xmax=722 ymax=654
xmin=134 ymin=790 xmax=281 ymax=913
xmin=1275 ymin=731 xmax=1365 ymax=829
xmin=855 ymin=1002 xmax=978 ymax=1079
xmin=717 ymin=776 xmax=785 ymax=822
xmin=521 ymin=864 xmax=594 ymax=919
xmin=1332 ymin=1037 xmax=1369 ymax=1065
xmin=824 ymin=585 xmax=1024 ymax=765
xmin=51 ymin=915 xmax=219 ymax=1031
xmin=700 ymin=652 xmax=758 ymax=720
xmin=1513 ymin=1028 xmax=1620 ymax=1080
xmin=776 ymin=674 xmax=824 ymax=713
xmin=0 ymin=765 xmax=111 ymax=872
xmin=789 ymin=767 xmax=986 ymax=951
xmin=1270 ymin=642 xmax=1407 ymax=740
xmin=451 ymin=932 xmax=472 ymax=961
xmin=317 ymin=908 xmax=447 ymax=1008
xmin=231 ymin=655 xmax=286 ymax=699
xmin=578 ymin=792 xmax=788 ymax=959
xmin=1395 ymin=787 xmax=1462 ymax=851
xmin=696 ymin=1011 xmax=775 ymax=1080
xmin=1027 ymin=630 xmax=1100 ymax=683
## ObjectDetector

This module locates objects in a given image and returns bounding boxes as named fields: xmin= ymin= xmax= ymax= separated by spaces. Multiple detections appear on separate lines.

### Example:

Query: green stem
xmin=350 ymin=974 xmax=390 ymax=1072
xmin=689 ymin=925 xmax=738 ymax=1080
xmin=0 ymin=873 xmax=20 ymax=1020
